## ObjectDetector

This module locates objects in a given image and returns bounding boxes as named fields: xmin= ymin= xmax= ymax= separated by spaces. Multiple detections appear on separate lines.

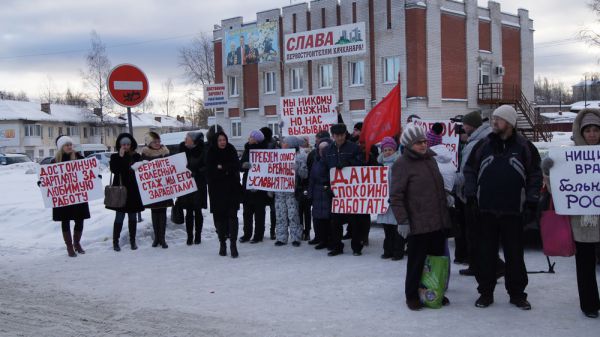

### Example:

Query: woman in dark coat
xmin=307 ymin=138 xmax=333 ymax=250
xmin=176 ymin=131 xmax=208 ymax=245
xmin=47 ymin=135 xmax=90 ymax=257
xmin=108 ymin=133 xmax=144 ymax=251
xmin=141 ymin=131 xmax=174 ymax=249
xmin=390 ymin=124 xmax=452 ymax=311
xmin=206 ymin=131 xmax=241 ymax=258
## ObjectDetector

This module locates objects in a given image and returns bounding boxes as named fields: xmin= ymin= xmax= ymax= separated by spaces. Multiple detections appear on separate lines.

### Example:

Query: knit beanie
xmin=427 ymin=130 xmax=443 ymax=147
xmin=380 ymin=136 xmax=398 ymax=151
xmin=354 ymin=122 xmax=363 ymax=131
xmin=119 ymin=137 xmax=132 ymax=146
xmin=492 ymin=105 xmax=517 ymax=128
xmin=187 ymin=131 xmax=204 ymax=144
xmin=145 ymin=131 xmax=161 ymax=146
xmin=580 ymin=111 xmax=600 ymax=134
xmin=400 ymin=124 xmax=427 ymax=147
xmin=282 ymin=136 xmax=302 ymax=149
xmin=56 ymin=135 xmax=74 ymax=150
xmin=462 ymin=110 xmax=483 ymax=128
xmin=249 ymin=130 xmax=265 ymax=143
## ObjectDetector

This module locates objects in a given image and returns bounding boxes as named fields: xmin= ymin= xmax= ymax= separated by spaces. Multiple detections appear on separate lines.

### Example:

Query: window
xmin=231 ymin=119 xmax=242 ymax=138
xmin=66 ymin=126 xmax=80 ymax=136
xmin=290 ymin=68 xmax=303 ymax=91
xmin=113 ymin=127 xmax=117 ymax=136
xmin=83 ymin=127 xmax=88 ymax=138
xmin=24 ymin=125 xmax=42 ymax=137
xmin=49 ymin=149 xmax=55 ymax=156
xmin=319 ymin=64 xmax=333 ymax=89
xmin=38 ymin=149 xmax=44 ymax=158
xmin=48 ymin=126 xmax=54 ymax=138
xmin=479 ymin=63 xmax=491 ymax=84
xmin=383 ymin=57 xmax=400 ymax=83
xmin=267 ymin=119 xmax=280 ymax=137
xmin=228 ymin=76 xmax=239 ymax=97
xmin=264 ymin=71 xmax=276 ymax=94
xmin=349 ymin=61 xmax=364 ymax=86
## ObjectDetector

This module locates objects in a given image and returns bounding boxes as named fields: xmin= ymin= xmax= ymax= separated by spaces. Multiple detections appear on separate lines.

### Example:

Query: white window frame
xmin=318 ymin=64 xmax=333 ymax=89
xmin=228 ymin=76 xmax=239 ymax=97
xmin=38 ymin=149 xmax=44 ymax=158
xmin=263 ymin=71 xmax=276 ymax=94
xmin=231 ymin=119 xmax=242 ymax=138
xmin=48 ymin=126 xmax=54 ymax=138
xmin=348 ymin=61 xmax=365 ymax=86
xmin=383 ymin=56 xmax=400 ymax=84
xmin=479 ymin=62 xmax=492 ymax=84
xmin=290 ymin=68 xmax=304 ymax=92
xmin=49 ymin=149 xmax=55 ymax=156
xmin=66 ymin=126 xmax=80 ymax=136
xmin=24 ymin=124 xmax=42 ymax=137
xmin=266 ymin=119 xmax=281 ymax=137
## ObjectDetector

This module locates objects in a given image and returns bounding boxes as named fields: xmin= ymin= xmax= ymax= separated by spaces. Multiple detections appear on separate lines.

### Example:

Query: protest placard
xmin=549 ymin=145 xmax=600 ymax=215
xmin=38 ymin=157 xmax=103 ymax=208
xmin=413 ymin=119 xmax=460 ymax=168
xmin=329 ymin=166 xmax=389 ymax=214
xmin=133 ymin=153 xmax=198 ymax=205
xmin=246 ymin=149 xmax=296 ymax=192
xmin=280 ymin=94 xmax=337 ymax=138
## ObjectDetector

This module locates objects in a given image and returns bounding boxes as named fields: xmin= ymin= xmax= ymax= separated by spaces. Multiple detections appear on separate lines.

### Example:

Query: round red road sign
xmin=107 ymin=64 xmax=149 ymax=108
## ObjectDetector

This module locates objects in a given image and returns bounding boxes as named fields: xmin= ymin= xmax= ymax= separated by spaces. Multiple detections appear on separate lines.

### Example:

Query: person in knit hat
xmin=239 ymin=130 xmax=270 ymax=243
xmin=463 ymin=104 xmax=542 ymax=311
xmin=391 ymin=124 xmax=451 ymax=310
xmin=427 ymin=123 xmax=444 ymax=147
xmin=273 ymin=136 xmax=308 ymax=247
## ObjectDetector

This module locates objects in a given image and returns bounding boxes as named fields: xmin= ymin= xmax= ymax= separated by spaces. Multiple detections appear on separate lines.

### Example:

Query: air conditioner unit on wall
xmin=496 ymin=65 xmax=505 ymax=76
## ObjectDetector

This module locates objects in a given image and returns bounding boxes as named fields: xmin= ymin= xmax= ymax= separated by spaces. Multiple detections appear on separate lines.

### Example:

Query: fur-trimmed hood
xmin=573 ymin=108 xmax=600 ymax=146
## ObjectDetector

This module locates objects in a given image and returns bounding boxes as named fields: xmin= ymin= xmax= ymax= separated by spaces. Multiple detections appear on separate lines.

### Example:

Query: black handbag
xmin=104 ymin=173 xmax=127 ymax=209
xmin=171 ymin=202 xmax=184 ymax=224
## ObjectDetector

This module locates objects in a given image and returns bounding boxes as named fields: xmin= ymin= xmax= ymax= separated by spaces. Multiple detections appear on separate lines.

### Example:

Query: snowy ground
xmin=1 ymin=164 xmax=599 ymax=336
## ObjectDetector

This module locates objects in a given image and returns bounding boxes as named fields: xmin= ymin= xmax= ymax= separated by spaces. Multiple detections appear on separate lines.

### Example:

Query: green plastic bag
xmin=418 ymin=255 xmax=450 ymax=309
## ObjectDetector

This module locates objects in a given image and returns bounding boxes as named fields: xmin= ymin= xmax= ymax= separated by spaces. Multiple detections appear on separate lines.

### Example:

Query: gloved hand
xmin=541 ymin=157 xmax=554 ymax=176
xmin=267 ymin=191 xmax=274 ymax=198
xmin=98 ymin=174 xmax=103 ymax=179
xmin=242 ymin=162 xmax=251 ymax=170
xmin=36 ymin=180 xmax=41 ymax=187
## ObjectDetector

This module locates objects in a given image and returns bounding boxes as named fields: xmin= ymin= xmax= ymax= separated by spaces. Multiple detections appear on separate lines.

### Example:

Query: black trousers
xmin=184 ymin=207 xmax=203 ymax=238
xmin=405 ymin=230 xmax=446 ymax=300
xmin=474 ymin=213 xmax=528 ymax=299
xmin=214 ymin=208 xmax=239 ymax=242
xmin=331 ymin=214 xmax=365 ymax=252
xmin=356 ymin=214 xmax=371 ymax=243
xmin=453 ymin=200 xmax=469 ymax=262
xmin=383 ymin=224 xmax=405 ymax=258
xmin=299 ymin=198 xmax=312 ymax=234
xmin=575 ymin=241 xmax=600 ymax=313
xmin=313 ymin=218 xmax=331 ymax=245
xmin=61 ymin=219 xmax=83 ymax=232
xmin=242 ymin=201 xmax=266 ymax=240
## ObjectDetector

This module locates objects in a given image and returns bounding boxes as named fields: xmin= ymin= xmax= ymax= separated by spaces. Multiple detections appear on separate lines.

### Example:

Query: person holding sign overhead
xmin=142 ymin=132 xmax=174 ymax=249
xmin=108 ymin=133 xmax=145 ymax=251
xmin=48 ymin=135 xmax=90 ymax=257
xmin=207 ymin=131 xmax=242 ymax=258
xmin=542 ymin=108 xmax=600 ymax=318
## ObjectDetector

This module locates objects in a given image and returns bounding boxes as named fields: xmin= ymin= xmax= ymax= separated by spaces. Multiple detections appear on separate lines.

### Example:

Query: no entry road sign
xmin=107 ymin=64 xmax=149 ymax=108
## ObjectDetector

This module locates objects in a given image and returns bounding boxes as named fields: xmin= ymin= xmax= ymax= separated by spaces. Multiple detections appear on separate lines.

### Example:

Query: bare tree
xmin=161 ymin=78 xmax=176 ymax=116
xmin=39 ymin=75 xmax=57 ymax=103
xmin=140 ymin=98 xmax=155 ymax=113
xmin=0 ymin=90 xmax=29 ymax=101
xmin=579 ymin=1 xmax=600 ymax=47
xmin=534 ymin=76 xmax=573 ymax=105
xmin=179 ymin=33 xmax=216 ymax=87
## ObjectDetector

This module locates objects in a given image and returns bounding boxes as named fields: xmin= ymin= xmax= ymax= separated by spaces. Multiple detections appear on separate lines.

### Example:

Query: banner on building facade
xmin=0 ymin=124 xmax=19 ymax=147
xmin=225 ymin=21 xmax=279 ymax=66
xmin=203 ymin=84 xmax=228 ymax=108
xmin=38 ymin=157 xmax=103 ymax=208
xmin=284 ymin=22 xmax=366 ymax=63
xmin=413 ymin=119 xmax=460 ymax=168
xmin=330 ymin=166 xmax=390 ymax=214
xmin=246 ymin=149 xmax=296 ymax=192
xmin=280 ymin=94 xmax=338 ymax=138
xmin=549 ymin=145 xmax=600 ymax=215
xmin=133 ymin=153 xmax=198 ymax=205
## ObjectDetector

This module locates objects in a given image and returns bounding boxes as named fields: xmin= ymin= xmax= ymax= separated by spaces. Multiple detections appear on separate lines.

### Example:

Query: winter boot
xmin=128 ymin=220 xmax=137 ymax=250
xmin=186 ymin=219 xmax=194 ymax=245
xmin=406 ymin=298 xmax=424 ymax=311
xmin=302 ymin=230 xmax=310 ymax=241
xmin=219 ymin=241 xmax=227 ymax=256
xmin=194 ymin=219 xmax=202 ymax=244
xmin=230 ymin=240 xmax=239 ymax=258
xmin=73 ymin=230 xmax=85 ymax=254
xmin=62 ymin=230 xmax=77 ymax=257
xmin=159 ymin=216 xmax=168 ymax=249
xmin=113 ymin=222 xmax=123 ymax=252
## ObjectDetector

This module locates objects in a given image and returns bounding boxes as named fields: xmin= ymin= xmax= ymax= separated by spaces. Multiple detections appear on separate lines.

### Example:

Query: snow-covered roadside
xmin=1 ymin=165 xmax=599 ymax=337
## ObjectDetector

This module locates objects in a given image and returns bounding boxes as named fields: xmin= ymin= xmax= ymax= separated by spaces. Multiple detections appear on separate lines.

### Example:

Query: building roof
xmin=570 ymin=100 xmax=600 ymax=111
xmin=119 ymin=112 xmax=192 ymax=128
xmin=540 ymin=111 xmax=577 ymax=124
xmin=572 ymin=79 xmax=600 ymax=87
xmin=0 ymin=99 xmax=123 ymax=124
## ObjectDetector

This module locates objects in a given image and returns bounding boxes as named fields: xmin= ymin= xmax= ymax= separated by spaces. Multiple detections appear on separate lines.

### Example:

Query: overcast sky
xmin=1 ymin=0 xmax=598 ymax=112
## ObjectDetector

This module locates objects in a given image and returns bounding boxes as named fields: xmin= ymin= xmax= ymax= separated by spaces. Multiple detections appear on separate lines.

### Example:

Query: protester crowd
xmin=40 ymin=105 xmax=600 ymax=318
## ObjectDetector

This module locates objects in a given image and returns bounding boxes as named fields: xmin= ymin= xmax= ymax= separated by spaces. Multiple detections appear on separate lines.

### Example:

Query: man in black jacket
xmin=324 ymin=123 xmax=364 ymax=256
xmin=464 ymin=105 xmax=542 ymax=310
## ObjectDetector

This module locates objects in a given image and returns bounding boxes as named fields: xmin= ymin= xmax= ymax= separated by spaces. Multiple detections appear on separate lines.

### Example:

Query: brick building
xmin=211 ymin=0 xmax=535 ymax=149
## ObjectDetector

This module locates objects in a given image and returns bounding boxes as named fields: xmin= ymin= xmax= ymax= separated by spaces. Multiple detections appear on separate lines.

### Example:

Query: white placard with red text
xmin=280 ymin=94 xmax=337 ymax=138
xmin=38 ymin=157 xmax=103 ymax=208
xmin=246 ymin=149 xmax=296 ymax=192
xmin=133 ymin=153 xmax=198 ymax=205
xmin=330 ymin=166 xmax=389 ymax=214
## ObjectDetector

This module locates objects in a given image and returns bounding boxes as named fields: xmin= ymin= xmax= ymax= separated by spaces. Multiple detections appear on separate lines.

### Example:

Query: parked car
xmin=38 ymin=156 xmax=54 ymax=165
xmin=0 ymin=153 xmax=33 ymax=165
xmin=86 ymin=152 xmax=115 ymax=167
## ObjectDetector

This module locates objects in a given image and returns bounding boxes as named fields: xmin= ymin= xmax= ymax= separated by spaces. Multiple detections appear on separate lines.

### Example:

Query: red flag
xmin=359 ymin=83 xmax=402 ymax=160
